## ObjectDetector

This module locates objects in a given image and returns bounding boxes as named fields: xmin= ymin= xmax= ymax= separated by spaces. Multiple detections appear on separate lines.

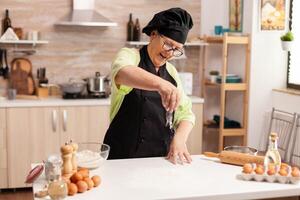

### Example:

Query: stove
xmin=62 ymin=92 xmax=108 ymax=99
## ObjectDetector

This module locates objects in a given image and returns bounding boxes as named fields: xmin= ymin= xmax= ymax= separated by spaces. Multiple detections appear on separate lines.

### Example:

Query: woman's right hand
xmin=157 ymin=79 xmax=181 ymax=112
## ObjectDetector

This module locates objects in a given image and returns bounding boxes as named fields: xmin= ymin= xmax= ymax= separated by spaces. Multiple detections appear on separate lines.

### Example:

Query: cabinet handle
xmin=52 ymin=110 xmax=57 ymax=132
xmin=63 ymin=110 xmax=67 ymax=132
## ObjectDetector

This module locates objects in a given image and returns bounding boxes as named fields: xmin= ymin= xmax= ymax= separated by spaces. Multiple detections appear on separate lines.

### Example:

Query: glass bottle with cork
xmin=2 ymin=9 xmax=12 ymax=35
xmin=47 ymin=156 xmax=68 ymax=200
xmin=127 ymin=13 xmax=134 ymax=41
xmin=264 ymin=132 xmax=281 ymax=168
xmin=133 ymin=18 xmax=140 ymax=41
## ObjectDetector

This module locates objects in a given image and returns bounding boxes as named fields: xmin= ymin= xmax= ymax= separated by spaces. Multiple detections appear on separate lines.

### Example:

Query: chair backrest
xmin=265 ymin=108 xmax=297 ymax=162
xmin=289 ymin=116 xmax=300 ymax=167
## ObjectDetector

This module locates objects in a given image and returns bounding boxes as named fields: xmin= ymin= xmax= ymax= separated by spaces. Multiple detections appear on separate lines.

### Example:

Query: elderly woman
xmin=104 ymin=8 xmax=195 ymax=164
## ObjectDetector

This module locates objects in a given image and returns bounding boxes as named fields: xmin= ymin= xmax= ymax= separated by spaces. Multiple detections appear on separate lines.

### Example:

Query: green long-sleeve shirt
xmin=109 ymin=47 xmax=195 ymax=128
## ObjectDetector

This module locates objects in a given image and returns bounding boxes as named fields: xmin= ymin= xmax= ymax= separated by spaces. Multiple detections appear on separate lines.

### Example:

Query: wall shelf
xmin=201 ymin=33 xmax=251 ymax=151
xmin=0 ymin=40 xmax=49 ymax=55
xmin=0 ymin=40 xmax=49 ymax=46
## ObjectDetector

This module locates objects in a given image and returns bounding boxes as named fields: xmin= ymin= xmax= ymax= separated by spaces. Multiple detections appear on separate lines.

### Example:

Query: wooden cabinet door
xmin=59 ymin=106 xmax=110 ymax=144
xmin=0 ymin=108 xmax=8 ymax=188
xmin=7 ymin=107 xmax=60 ymax=188
xmin=187 ymin=104 xmax=203 ymax=155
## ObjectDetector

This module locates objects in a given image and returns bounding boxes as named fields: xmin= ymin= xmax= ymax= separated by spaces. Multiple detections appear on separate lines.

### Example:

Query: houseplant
xmin=281 ymin=31 xmax=294 ymax=51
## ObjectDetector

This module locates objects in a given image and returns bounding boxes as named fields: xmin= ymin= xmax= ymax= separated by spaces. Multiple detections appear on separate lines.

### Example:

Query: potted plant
xmin=281 ymin=31 xmax=294 ymax=51
xmin=209 ymin=70 xmax=219 ymax=83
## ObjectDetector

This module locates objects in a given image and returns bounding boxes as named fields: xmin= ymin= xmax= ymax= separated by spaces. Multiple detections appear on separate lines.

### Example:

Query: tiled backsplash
xmin=0 ymin=0 xmax=201 ymax=95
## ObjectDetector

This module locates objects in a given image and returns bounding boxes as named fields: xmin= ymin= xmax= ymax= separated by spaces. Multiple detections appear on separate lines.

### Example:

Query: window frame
xmin=287 ymin=0 xmax=300 ymax=90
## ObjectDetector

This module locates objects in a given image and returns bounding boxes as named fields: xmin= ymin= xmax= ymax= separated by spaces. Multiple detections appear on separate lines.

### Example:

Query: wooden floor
xmin=0 ymin=188 xmax=33 ymax=200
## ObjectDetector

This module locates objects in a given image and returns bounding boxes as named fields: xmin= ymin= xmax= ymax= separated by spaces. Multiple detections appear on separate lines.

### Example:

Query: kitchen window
xmin=287 ymin=0 xmax=300 ymax=90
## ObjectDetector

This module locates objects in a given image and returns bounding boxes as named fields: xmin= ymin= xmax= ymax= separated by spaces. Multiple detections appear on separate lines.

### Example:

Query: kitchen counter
xmin=33 ymin=155 xmax=300 ymax=200
xmin=0 ymin=96 xmax=204 ymax=108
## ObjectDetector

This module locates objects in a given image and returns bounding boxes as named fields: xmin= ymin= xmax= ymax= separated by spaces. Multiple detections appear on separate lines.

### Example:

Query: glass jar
xmin=47 ymin=157 xmax=67 ymax=200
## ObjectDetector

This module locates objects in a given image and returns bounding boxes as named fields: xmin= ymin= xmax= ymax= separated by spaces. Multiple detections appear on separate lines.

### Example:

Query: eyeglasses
xmin=160 ymin=35 xmax=184 ymax=57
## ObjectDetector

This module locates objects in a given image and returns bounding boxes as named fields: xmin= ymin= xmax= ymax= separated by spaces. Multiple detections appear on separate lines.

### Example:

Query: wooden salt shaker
xmin=70 ymin=142 xmax=78 ymax=173
xmin=60 ymin=144 xmax=73 ymax=178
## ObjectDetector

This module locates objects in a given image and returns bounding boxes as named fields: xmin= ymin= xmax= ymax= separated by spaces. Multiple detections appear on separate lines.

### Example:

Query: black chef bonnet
xmin=142 ymin=7 xmax=193 ymax=44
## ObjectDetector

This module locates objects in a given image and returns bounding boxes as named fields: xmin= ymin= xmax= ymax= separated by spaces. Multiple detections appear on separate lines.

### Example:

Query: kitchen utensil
xmin=77 ymin=142 xmax=110 ymax=169
xmin=10 ymin=58 xmax=35 ymax=95
xmin=85 ymin=72 xmax=110 ymax=94
xmin=224 ymin=146 xmax=258 ymax=155
xmin=59 ymin=78 xmax=86 ymax=94
xmin=3 ymin=49 xmax=10 ymax=79
xmin=0 ymin=49 xmax=4 ymax=76
xmin=25 ymin=164 xmax=44 ymax=184
xmin=204 ymin=150 xmax=264 ymax=166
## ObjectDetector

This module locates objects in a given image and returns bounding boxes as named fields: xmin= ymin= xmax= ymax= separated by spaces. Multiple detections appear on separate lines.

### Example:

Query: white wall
xmin=248 ymin=0 xmax=289 ymax=148
xmin=201 ymin=0 xmax=291 ymax=149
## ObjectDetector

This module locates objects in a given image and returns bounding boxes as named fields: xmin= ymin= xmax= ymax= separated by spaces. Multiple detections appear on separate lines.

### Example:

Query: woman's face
xmin=148 ymin=32 xmax=183 ymax=68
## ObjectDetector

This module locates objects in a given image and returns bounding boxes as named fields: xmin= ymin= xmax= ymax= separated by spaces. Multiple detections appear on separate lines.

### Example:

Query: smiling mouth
xmin=159 ymin=53 xmax=167 ymax=60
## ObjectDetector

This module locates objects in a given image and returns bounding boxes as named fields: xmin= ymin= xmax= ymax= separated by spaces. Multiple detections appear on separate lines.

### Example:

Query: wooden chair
xmin=289 ymin=115 xmax=300 ymax=167
xmin=264 ymin=108 xmax=297 ymax=162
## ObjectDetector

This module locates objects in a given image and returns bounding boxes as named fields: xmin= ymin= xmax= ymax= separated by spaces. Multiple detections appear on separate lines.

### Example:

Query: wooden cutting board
xmin=204 ymin=151 xmax=265 ymax=166
xmin=10 ymin=58 xmax=35 ymax=95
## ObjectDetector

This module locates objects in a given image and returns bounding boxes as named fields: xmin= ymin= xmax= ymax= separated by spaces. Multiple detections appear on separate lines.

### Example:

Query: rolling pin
xmin=204 ymin=151 xmax=264 ymax=166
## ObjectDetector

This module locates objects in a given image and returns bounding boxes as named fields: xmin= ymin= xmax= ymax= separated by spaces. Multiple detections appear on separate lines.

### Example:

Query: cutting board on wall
xmin=10 ymin=58 xmax=35 ymax=95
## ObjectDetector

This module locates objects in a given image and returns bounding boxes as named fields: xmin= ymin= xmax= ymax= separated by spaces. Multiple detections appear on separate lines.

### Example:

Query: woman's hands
xmin=157 ymin=79 xmax=181 ymax=112
xmin=167 ymin=121 xmax=193 ymax=165
xmin=167 ymin=134 xmax=192 ymax=164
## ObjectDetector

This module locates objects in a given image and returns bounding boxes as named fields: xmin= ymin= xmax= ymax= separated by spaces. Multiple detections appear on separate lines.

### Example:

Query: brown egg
xmin=280 ymin=163 xmax=289 ymax=170
xmin=242 ymin=163 xmax=253 ymax=174
xmin=279 ymin=168 xmax=288 ymax=176
xmin=291 ymin=169 xmax=300 ymax=177
xmin=76 ymin=180 xmax=88 ymax=193
xmin=83 ymin=177 xmax=94 ymax=190
xmin=68 ymin=183 xmax=78 ymax=196
xmin=255 ymin=167 xmax=264 ymax=175
xmin=70 ymin=172 xmax=83 ymax=183
xmin=268 ymin=163 xmax=276 ymax=170
xmin=91 ymin=175 xmax=101 ymax=187
xmin=256 ymin=164 xmax=264 ymax=169
xmin=78 ymin=168 xmax=89 ymax=178
xmin=292 ymin=167 xmax=300 ymax=172
xmin=267 ymin=168 xmax=276 ymax=176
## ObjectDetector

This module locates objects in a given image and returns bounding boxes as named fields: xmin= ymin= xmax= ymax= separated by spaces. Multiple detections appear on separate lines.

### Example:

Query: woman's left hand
xmin=167 ymin=134 xmax=192 ymax=165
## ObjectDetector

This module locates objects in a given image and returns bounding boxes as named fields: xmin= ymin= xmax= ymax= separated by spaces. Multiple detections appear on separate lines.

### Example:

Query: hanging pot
xmin=281 ymin=41 xmax=293 ymax=51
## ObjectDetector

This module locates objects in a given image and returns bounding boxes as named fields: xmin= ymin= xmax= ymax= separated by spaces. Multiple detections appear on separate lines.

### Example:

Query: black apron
xmin=104 ymin=46 xmax=176 ymax=159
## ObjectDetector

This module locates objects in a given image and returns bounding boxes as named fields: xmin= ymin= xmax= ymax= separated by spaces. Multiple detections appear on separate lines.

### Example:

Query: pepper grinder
xmin=60 ymin=144 xmax=73 ymax=178
xmin=70 ymin=141 xmax=78 ymax=173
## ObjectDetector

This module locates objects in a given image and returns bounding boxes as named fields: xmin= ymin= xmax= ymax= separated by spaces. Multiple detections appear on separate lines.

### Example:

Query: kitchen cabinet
xmin=187 ymin=103 xmax=203 ymax=154
xmin=2 ymin=98 xmax=202 ymax=189
xmin=6 ymin=105 xmax=109 ymax=188
xmin=0 ymin=108 xmax=8 ymax=188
